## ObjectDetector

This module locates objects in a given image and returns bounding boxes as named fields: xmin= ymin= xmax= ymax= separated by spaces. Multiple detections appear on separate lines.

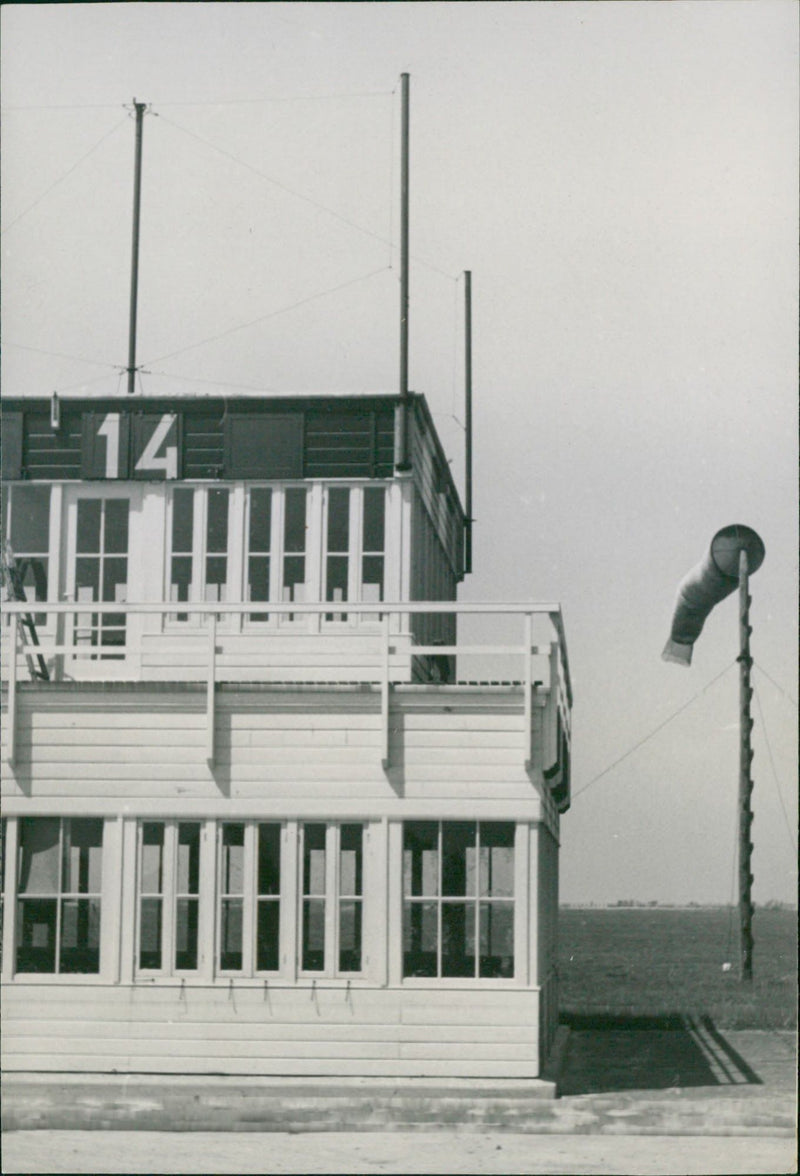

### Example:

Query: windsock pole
xmin=738 ymin=548 xmax=754 ymax=981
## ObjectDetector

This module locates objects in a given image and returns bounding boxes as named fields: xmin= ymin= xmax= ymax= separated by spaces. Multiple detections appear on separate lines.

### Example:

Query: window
xmin=74 ymin=497 xmax=129 ymax=653
xmin=137 ymin=822 xmax=201 ymax=973
xmin=217 ymin=822 xmax=282 ymax=974
xmin=323 ymin=486 xmax=386 ymax=621
xmin=243 ymin=486 xmax=308 ymax=622
xmin=16 ymin=818 xmax=103 ymax=974
xmin=300 ymin=822 xmax=363 ymax=974
xmin=168 ymin=487 xmax=231 ymax=621
xmin=1 ymin=485 xmax=52 ymax=625
xmin=403 ymin=821 xmax=514 ymax=979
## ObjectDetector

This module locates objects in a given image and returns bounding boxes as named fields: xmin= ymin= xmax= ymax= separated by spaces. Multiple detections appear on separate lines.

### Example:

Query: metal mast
xmin=738 ymin=548 xmax=755 ymax=981
xmin=396 ymin=73 xmax=411 ymax=470
xmin=464 ymin=270 xmax=473 ymax=574
xmin=127 ymin=100 xmax=146 ymax=395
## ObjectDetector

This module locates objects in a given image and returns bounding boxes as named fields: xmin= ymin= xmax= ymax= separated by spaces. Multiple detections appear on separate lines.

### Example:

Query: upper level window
xmin=16 ymin=818 xmax=103 ymax=974
xmin=323 ymin=486 xmax=386 ymax=621
xmin=402 ymin=821 xmax=515 ymax=980
xmin=168 ymin=487 xmax=230 ymax=621
xmin=1 ymin=485 xmax=51 ymax=624
xmin=244 ymin=486 xmax=308 ymax=622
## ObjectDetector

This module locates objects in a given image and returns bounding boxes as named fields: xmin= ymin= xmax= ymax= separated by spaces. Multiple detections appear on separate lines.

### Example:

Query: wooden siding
xmin=1 ymin=687 xmax=550 ymax=815
xmin=0 ymin=984 xmax=542 ymax=1077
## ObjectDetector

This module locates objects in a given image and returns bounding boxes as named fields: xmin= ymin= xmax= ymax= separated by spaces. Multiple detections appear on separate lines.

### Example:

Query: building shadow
xmin=557 ymin=1012 xmax=763 ymax=1095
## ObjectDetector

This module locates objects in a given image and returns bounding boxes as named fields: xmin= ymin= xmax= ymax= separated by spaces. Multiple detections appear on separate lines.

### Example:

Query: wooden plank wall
xmin=0 ymin=984 xmax=542 ymax=1077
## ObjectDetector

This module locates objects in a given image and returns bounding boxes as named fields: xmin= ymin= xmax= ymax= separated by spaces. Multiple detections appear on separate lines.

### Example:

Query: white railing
xmin=2 ymin=600 xmax=571 ymax=771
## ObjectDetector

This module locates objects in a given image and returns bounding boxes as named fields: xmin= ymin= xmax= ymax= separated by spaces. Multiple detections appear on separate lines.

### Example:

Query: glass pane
xmin=102 ymin=556 xmax=127 ymax=603
xmin=62 ymin=819 xmax=103 ymax=894
xmin=18 ymin=818 xmax=60 ymax=893
xmin=256 ymin=900 xmax=280 ymax=971
xmin=326 ymin=488 xmax=350 ymax=552
xmin=10 ymin=485 xmax=50 ymax=552
xmin=248 ymin=488 xmax=272 ymax=552
xmin=325 ymin=556 xmax=348 ymax=614
xmin=257 ymin=824 xmax=281 ymax=896
xmin=175 ymin=897 xmax=199 ymax=970
xmin=16 ymin=898 xmax=57 ymax=972
xmin=338 ymin=900 xmax=362 ymax=972
xmin=141 ymin=824 xmax=164 ymax=892
xmin=206 ymin=489 xmax=229 ymax=554
xmin=219 ymin=899 xmax=242 ymax=970
xmin=76 ymin=499 xmax=101 ymax=554
xmin=339 ymin=825 xmax=362 ymax=895
xmin=362 ymin=488 xmax=385 ymax=552
xmin=303 ymin=825 xmax=326 ymax=894
xmin=402 ymin=901 xmax=437 ymax=977
xmin=442 ymin=822 xmax=476 ymax=897
xmin=139 ymin=897 xmax=162 ymax=969
xmin=75 ymin=557 xmax=99 ymax=600
xmin=442 ymin=902 xmax=474 ymax=977
xmin=361 ymin=556 xmax=384 ymax=603
xmin=59 ymin=898 xmax=101 ymax=973
xmin=170 ymin=555 xmax=192 ymax=604
xmin=247 ymin=556 xmax=270 ymax=605
xmin=284 ymin=489 xmax=307 ymax=553
xmin=205 ymin=556 xmax=227 ymax=599
xmin=103 ymin=499 xmax=129 ymax=554
xmin=221 ymin=825 xmax=245 ymax=894
xmin=172 ymin=488 xmax=194 ymax=552
xmin=479 ymin=902 xmax=514 ymax=978
xmin=403 ymin=821 xmax=438 ymax=897
xmin=479 ymin=823 xmax=515 ymax=898
xmin=283 ymin=556 xmax=305 ymax=601
xmin=16 ymin=556 xmax=49 ymax=607
xmin=177 ymin=824 xmax=201 ymax=894
xmin=302 ymin=898 xmax=325 ymax=971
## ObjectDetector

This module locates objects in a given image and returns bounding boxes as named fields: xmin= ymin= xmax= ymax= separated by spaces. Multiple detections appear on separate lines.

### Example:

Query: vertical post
xmin=738 ymin=548 xmax=754 ymax=981
xmin=464 ymin=270 xmax=473 ymax=575
xmin=523 ymin=612 xmax=533 ymax=771
xmin=381 ymin=612 xmax=391 ymax=770
xmin=127 ymin=100 xmax=146 ymax=395
xmin=396 ymin=73 xmax=411 ymax=471
xmin=6 ymin=620 xmax=18 ymax=765
xmin=206 ymin=612 xmax=217 ymax=767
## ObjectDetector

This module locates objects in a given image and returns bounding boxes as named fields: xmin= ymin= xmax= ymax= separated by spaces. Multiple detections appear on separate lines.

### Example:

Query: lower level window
xmin=138 ymin=822 xmax=201 ymax=973
xmin=402 ymin=821 xmax=515 ymax=979
xmin=16 ymin=817 xmax=103 ymax=974
xmin=301 ymin=822 xmax=363 ymax=974
xmin=217 ymin=822 xmax=282 ymax=974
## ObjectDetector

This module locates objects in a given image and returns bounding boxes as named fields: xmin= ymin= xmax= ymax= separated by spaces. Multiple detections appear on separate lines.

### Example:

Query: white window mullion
xmin=192 ymin=488 xmax=206 ymax=615
xmin=228 ymin=484 xmax=246 ymax=634
xmin=326 ymin=824 xmax=338 ymax=976
xmin=283 ymin=821 xmax=299 ymax=982
xmin=2 ymin=818 xmax=19 ymax=982
xmin=163 ymin=822 xmax=177 ymax=974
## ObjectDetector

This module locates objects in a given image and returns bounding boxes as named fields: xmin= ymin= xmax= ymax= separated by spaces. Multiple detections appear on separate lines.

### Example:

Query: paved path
xmin=1 ymin=1128 xmax=796 ymax=1174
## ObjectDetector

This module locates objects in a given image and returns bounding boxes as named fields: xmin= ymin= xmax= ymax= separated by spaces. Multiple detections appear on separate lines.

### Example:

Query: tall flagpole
xmin=127 ymin=100 xmax=146 ymax=395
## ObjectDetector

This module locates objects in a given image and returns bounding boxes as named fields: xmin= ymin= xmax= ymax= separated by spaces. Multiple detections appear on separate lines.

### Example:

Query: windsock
xmin=662 ymin=525 xmax=765 ymax=666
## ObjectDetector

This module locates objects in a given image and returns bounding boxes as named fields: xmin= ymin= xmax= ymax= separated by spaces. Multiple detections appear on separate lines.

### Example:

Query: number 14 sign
xmin=82 ymin=412 xmax=182 ymax=480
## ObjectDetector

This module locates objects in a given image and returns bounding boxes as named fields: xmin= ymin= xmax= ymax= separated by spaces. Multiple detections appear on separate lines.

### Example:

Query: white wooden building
xmin=1 ymin=390 xmax=571 ymax=1079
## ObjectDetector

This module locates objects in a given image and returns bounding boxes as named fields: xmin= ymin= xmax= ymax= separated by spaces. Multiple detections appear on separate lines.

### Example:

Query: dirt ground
xmin=1 ymin=1129 xmax=797 ymax=1176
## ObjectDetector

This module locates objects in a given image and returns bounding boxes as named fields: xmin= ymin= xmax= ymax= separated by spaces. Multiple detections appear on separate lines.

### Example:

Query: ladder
xmin=1 ymin=542 xmax=50 ymax=681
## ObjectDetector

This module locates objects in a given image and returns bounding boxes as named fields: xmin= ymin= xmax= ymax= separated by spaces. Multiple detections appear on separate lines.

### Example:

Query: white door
xmin=63 ymin=486 xmax=143 ymax=677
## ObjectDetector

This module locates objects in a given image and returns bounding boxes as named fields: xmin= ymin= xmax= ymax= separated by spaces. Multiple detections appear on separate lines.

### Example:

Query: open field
xmin=558 ymin=907 xmax=797 ymax=1029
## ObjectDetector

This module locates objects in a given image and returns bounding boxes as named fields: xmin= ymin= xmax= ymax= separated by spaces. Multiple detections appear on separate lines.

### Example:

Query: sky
xmin=1 ymin=1 xmax=797 ymax=906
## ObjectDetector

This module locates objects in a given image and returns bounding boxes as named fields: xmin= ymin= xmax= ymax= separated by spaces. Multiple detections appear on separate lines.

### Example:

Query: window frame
xmin=322 ymin=484 xmax=387 ymax=627
xmin=298 ymin=821 xmax=365 ymax=978
xmin=135 ymin=820 xmax=202 ymax=978
xmin=165 ymin=484 xmax=234 ymax=627
xmin=401 ymin=820 xmax=517 ymax=983
xmin=14 ymin=816 xmax=105 ymax=978
xmin=215 ymin=820 xmax=284 ymax=978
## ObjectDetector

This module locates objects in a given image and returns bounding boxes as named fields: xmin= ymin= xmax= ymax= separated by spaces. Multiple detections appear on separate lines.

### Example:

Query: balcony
xmin=2 ymin=601 xmax=571 ymax=793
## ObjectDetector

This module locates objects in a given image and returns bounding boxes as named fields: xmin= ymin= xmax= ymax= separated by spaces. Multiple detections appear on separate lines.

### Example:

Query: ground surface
xmin=559 ymin=906 xmax=797 ymax=1029
xmin=2 ymin=1129 xmax=796 ymax=1175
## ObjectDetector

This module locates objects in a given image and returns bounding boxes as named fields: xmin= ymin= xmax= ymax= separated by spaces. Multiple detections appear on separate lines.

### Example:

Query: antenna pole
xmin=127 ymin=100 xmax=146 ymax=395
xmin=396 ymin=73 xmax=411 ymax=470
xmin=464 ymin=270 xmax=473 ymax=574
xmin=738 ymin=547 xmax=754 ymax=981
